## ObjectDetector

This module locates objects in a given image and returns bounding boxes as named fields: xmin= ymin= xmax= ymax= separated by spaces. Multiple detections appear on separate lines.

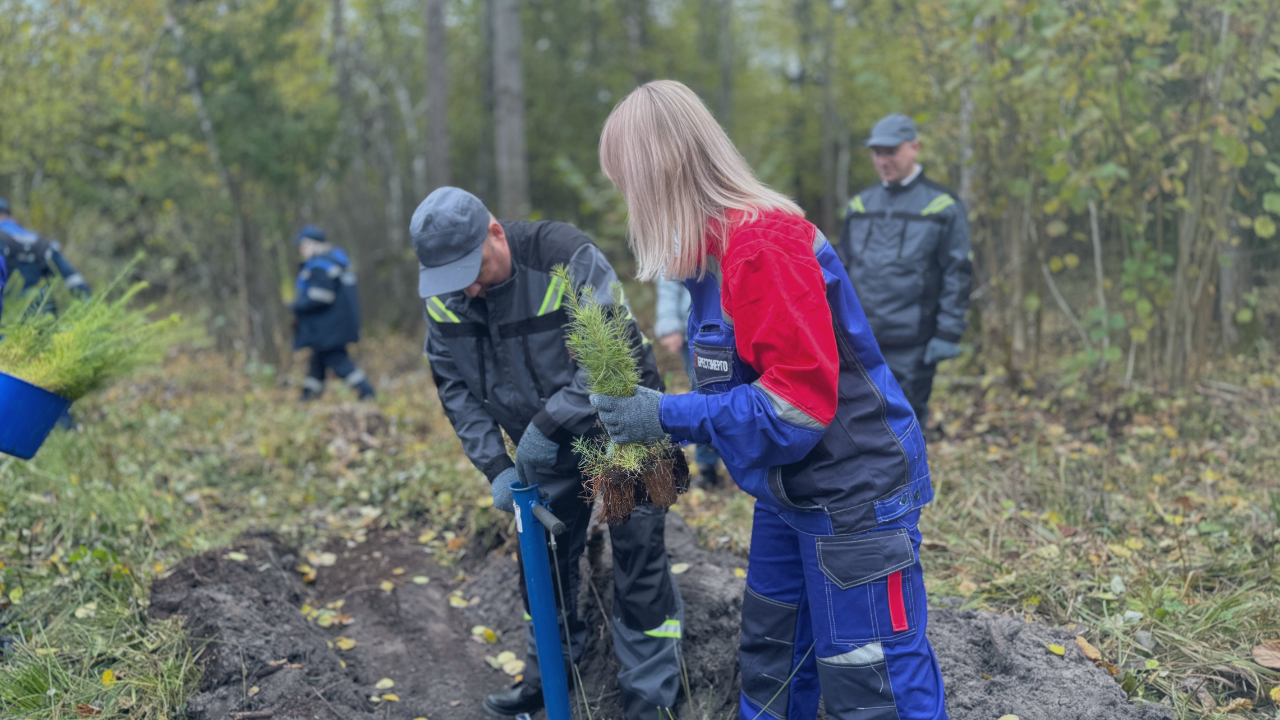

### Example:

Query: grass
xmin=0 ymin=258 xmax=179 ymax=400
xmin=3 ymin=330 xmax=1278 ymax=719
xmin=681 ymin=351 xmax=1280 ymax=718
xmin=0 ymin=336 xmax=503 ymax=719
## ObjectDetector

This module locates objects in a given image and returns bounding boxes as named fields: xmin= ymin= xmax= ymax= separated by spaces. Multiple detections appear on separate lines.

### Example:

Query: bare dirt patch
xmin=150 ymin=517 xmax=1172 ymax=720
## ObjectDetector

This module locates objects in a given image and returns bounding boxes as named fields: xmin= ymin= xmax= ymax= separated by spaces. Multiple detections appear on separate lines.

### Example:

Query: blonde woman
xmin=590 ymin=80 xmax=948 ymax=720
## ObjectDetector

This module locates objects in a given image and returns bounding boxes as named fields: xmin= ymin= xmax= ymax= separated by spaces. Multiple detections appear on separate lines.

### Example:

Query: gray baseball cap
xmin=411 ymin=187 xmax=491 ymax=298
xmin=865 ymin=114 xmax=918 ymax=147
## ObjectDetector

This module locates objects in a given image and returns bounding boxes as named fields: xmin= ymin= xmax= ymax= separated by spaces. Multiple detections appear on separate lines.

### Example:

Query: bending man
xmin=413 ymin=187 xmax=683 ymax=720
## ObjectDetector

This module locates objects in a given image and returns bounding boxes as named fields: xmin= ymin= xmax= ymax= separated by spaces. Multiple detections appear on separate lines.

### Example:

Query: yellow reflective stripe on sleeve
xmin=920 ymin=194 xmax=956 ymax=216
xmin=848 ymin=196 xmax=866 ymax=214
xmin=430 ymin=296 xmax=460 ymax=323
xmin=425 ymin=304 xmax=444 ymax=323
xmin=523 ymin=612 xmax=532 ymax=621
xmin=537 ymin=277 xmax=565 ymax=316
xmin=644 ymin=619 xmax=682 ymax=639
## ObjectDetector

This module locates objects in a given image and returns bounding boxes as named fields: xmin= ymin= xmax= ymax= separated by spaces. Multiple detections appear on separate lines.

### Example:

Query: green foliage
xmin=554 ymin=265 xmax=640 ymax=399
xmin=0 ymin=260 xmax=179 ymax=400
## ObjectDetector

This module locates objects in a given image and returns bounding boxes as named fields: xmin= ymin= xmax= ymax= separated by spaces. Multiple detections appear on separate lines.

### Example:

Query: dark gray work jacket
xmin=838 ymin=171 xmax=972 ymax=348
xmin=424 ymin=220 xmax=662 ymax=481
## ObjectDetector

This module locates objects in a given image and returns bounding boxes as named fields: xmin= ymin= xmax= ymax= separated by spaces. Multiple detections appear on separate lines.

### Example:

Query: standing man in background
xmin=290 ymin=224 xmax=375 ymax=401
xmin=839 ymin=114 xmax=972 ymax=427
xmin=0 ymin=197 xmax=91 ymax=316
xmin=414 ymin=187 xmax=683 ymax=720
xmin=655 ymin=278 xmax=722 ymax=487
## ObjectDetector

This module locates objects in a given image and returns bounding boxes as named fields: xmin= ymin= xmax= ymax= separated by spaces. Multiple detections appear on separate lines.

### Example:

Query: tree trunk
xmin=958 ymin=84 xmax=975 ymax=211
xmin=424 ymin=0 xmax=451 ymax=192
xmin=164 ymin=5 xmax=253 ymax=358
xmin=626 ymin=0 xmax=650 ymax=85
xmin=1088 ymin=200 xmax=1110 ymax=370
xmin=718 ymin=0 xmax=733 ymax=130
xmin=492 ymin=0 xmax=529 ymax=219
xmin=819 ymin=4 xmax=838 ymax=237
xmin=477 ymin=0 xmax=495 ymax=204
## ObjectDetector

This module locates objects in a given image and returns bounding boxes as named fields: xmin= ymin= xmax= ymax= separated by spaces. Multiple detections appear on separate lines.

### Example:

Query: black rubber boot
xmin=355 ymin=382 xmax=376 ymax=400
xmin=483 ymin=681 xmax=543 ymax=717
xmin=697 ymin=463 xmax=720 ymax=488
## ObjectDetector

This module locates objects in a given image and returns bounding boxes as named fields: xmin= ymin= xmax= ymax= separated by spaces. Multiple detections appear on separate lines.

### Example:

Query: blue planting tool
xmin=0 ymin=371 xmax=72 ymax=460
xmin=511 ymin=481 xmax=572 ymax=720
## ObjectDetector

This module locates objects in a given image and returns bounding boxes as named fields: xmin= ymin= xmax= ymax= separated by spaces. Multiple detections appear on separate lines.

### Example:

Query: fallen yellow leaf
xmin=1253 ymin=641 xmax=1280 ymax=670
xmin=227 ymin=552 xmax=248 ymax=562
xmin=733 ymin=568 xmax=747 ymax=579
xmin=248 ymin=686 xmax=260 ymax=697
xmin=374 ymin=678 xmax=395 ymax=690
xmin=335 ymin=637 xmax=356 ymax=651
xmin=448 ymin=595 xmax=468 ymax=609
xmin=412 ymin=575 xmax=430 ymax=585
xmin=418 ymin=530 xmax=438 ymax=544
xmin=380 ymin=580 xmax=395 ymax=593
xmin=1270 ymin=686 xmax=1280 ymax=704
xmin=381 ymin=693 xmax=400 ymax=702
xmin=1045 ymin=644 xmax=1065 ymax=656
xmin=1106 ymin=543 xmax=1134 ymax=559
xmin=956 ymin=579 xmax=978 ymax=596
xmin=392 ymin=568 xmax=405 ymax=575
xmin=1075 ymin=636 xmax=1102 ymax=663
xmin=502 ymin=659 xmax=526 ymax=676
xmin=1219 ymin=698 xmax=1252 ymax=712
xmin=670 ymin=563 xmax=690 ymax=574
xmin=101 ymin=670 xmax=116 ymax=687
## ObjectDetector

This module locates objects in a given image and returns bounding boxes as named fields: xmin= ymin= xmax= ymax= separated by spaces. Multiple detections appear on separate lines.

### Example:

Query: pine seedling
xmin=0 ymin=255 xmax=180 ymax=400
xmin=554 ymin=265 xmax=688 ymax=523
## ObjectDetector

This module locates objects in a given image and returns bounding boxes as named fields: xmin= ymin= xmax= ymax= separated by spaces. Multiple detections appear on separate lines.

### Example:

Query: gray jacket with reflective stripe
xmin=424 ymin=220 xmax=662 ymax=482
xmin=838 ymin=172 xmax=972 ymax=348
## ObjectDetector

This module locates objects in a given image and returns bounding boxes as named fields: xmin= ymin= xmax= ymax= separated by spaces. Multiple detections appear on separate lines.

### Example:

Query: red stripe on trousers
xmin=887 ymin=570 xmax=909 ymax=632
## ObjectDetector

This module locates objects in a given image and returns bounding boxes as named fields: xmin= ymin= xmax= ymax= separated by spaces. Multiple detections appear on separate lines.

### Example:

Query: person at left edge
xmin=290 ymin=224 xmax=375 ymax=401
xmin=0 ymin=197 xmax=91 ymax=317
xmin=413 ymin=186 xmax=683 ymax=720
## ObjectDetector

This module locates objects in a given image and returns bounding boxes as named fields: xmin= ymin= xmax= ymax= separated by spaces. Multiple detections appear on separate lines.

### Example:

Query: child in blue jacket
xmin=291 ymin=225 xmax=375 ymax=401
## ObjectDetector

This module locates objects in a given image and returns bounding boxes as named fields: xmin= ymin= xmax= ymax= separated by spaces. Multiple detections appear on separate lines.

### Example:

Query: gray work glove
xmin=589 ymin=386 xmax=666 ymax=446
xmin=923 ymin=338 xmax=961 ymax=366
xmin=491 ymin=466 xmax=518 ymax=514
xmin=515 ymin=423 xmax=559 ymax=487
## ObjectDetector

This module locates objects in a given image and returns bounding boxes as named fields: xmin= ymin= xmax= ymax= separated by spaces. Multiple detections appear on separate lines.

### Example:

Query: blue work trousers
xmin=739 ymin=506 xmax=947 ymax=720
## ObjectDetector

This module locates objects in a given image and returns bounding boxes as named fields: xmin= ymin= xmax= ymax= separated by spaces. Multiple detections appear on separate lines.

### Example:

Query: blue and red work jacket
xmin=659 ymin=209 xmax=932 ymax=537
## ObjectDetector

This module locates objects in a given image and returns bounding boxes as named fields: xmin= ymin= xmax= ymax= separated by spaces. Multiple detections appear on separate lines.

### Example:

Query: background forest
xmin=2 ymin=0 xmax=1279 ymax=384
xmin=4 ymin=2 xmax=1280 ymax=719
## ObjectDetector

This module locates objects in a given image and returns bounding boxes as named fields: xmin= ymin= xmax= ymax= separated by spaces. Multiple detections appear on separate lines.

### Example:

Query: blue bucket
xmin=0 ymin=371 xmax=73 ymax=460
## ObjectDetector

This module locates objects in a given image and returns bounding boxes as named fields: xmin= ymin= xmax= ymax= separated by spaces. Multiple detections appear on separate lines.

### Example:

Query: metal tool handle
xmin=531 ymin=504 xmax=565 ymax=536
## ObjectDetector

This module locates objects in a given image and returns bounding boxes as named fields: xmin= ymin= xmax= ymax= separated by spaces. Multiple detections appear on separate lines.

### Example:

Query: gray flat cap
xmin=411 ymin=187 xmax=490 ymax=298
xmin=865 ymin=114 xmax=918 ymax=147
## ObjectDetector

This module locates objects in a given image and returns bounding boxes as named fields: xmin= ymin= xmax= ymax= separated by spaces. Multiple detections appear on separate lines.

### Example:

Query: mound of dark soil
xmin=931 ymin=608 xmax=1173 ymax=720
xmin=149 ymin=533 xmax=377 ymax=720
xmin=150 ymin=517 xmax=1172 ymax=720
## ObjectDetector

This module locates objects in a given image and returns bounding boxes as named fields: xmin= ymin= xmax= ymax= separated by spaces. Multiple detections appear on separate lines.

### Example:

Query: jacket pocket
xmin=816 ymin=529 xmax=918 ymax=644
xmin=689 ymin=320 xmax=740 ymax=394
xmin=740 ymin=587 xmax=799 ymax=719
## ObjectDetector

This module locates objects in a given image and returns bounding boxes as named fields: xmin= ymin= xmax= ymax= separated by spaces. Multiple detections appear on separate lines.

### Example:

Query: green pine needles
xmin=554 ymin=265 xmax=688 ymax=523
xmin=0 ymin=257 xmax=180 ymax=401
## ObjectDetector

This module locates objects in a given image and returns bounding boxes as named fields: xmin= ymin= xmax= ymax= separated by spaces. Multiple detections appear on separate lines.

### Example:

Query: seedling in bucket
xmin=0 ymin=257 xmax=178 ymax=459
xmin=553 ymin=266 xmax=688 ymax=524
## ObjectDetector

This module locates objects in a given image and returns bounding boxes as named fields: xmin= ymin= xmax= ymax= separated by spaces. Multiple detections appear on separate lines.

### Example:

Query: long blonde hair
xmin=599 ymin=80 xmax=803 ymax=281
